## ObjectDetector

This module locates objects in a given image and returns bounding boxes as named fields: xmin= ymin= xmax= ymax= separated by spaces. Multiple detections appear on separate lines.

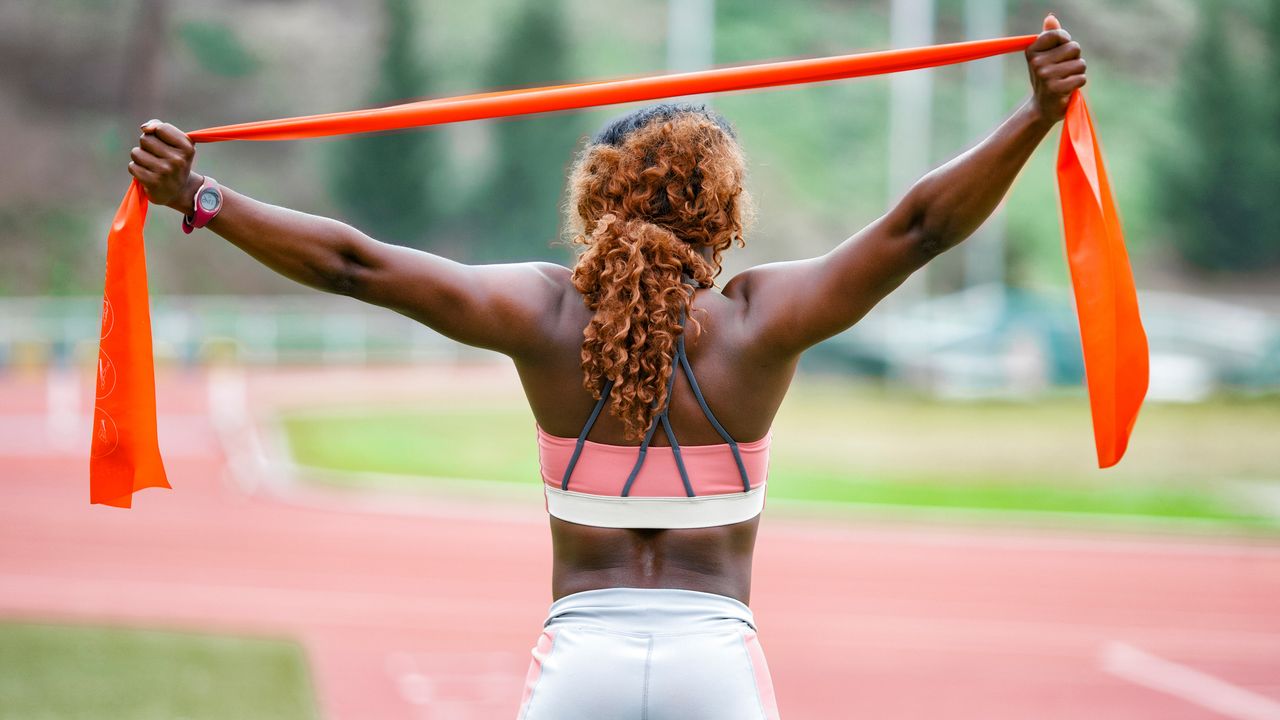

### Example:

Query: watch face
xmin=198 ymin=189 xmax=220 ymax=212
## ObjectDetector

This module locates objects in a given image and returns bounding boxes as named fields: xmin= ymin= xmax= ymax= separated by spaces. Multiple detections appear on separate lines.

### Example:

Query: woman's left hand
xmin=1025 ymin=14 xmax=1087 ymax=125
xmin=128 ymin=119 xmax=201 ymax=214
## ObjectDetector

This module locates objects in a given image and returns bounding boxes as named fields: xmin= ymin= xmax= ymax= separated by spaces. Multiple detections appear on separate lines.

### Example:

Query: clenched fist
xmin=1025 ymin=14 xmax=1087 ymax=124
xmin=128 ymin=120 xmax=202 ymax=214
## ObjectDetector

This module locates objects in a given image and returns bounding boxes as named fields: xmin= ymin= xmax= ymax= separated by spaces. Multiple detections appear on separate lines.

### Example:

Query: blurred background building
xmin=1 ymin=0 xmax=1278 ymax=398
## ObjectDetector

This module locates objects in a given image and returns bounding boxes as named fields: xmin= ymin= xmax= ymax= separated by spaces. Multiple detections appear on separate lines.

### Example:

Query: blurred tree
xmin=1157 ymin=2 xmax=1279 ymax=272
xmin=1266 ymin=1 xmax=1280 ymax=244
xmin=470 ymin=0 xmax=583 ymax=262
xmin=121 ymin=0 xmax=170 ymax=131
xmin=329 ymin=0 xmax=442 ymax=248
xmin=178 ymin=21 xmax=260 ymax=78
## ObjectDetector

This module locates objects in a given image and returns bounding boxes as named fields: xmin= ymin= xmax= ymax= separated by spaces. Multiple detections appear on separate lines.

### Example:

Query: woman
xmin=129 ymin=17 xmax=1085 ymax=719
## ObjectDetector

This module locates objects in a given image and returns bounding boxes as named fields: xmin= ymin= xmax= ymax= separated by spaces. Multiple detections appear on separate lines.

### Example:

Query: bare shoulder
xmin=529 ymin=261 xmax=573 ymax=287
xmin=524 ymin=261 xmax=574 ymax=317
xmin=718 ymin=261 xmax=806 ymax=306
xmin=713 ymin=257 xmax=828 ymax=363
xmin=696 ymin=273 xmax=756 ymax=347
xmin=479 ymin=260 xmax=573 ymax=312
xmin=719 ymin=267 xmax=754 ymax=303
xmin=716 ymin=260 xmax=802 ymax=318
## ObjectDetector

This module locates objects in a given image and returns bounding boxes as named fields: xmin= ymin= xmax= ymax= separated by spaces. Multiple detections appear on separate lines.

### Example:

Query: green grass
xmin=281 ymin=377 xmax=1280 ymax=527
xmin=0 ymin=622 xmax=319 ymax=720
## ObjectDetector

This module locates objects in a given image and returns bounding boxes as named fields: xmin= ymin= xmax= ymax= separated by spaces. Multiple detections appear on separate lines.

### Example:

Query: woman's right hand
xmin=128 ymin=120 xmax=202 ymax=214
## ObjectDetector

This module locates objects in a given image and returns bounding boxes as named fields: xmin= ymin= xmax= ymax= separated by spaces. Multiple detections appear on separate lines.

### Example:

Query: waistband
xmin=544 ymin=587 xmax=756 ymax=633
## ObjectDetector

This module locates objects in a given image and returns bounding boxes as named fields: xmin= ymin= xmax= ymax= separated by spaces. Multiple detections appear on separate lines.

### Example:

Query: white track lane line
xmin=1101 ymin=641 xmax=1280 ymax=720
xmin=386 ymin=650 xmax=523 ymax=719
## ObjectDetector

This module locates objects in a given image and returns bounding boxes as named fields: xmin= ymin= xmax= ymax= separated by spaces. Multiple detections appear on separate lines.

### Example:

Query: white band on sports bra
xmin=544 ymin=483 xmax=767 ymax=529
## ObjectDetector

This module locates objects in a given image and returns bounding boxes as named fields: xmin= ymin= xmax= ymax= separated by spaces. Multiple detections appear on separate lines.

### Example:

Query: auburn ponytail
xmin=567 ymin=106 xmax=752 ymax=439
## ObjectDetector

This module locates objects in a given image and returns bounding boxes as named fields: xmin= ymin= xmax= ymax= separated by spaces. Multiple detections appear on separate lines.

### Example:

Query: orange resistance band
xmin=92 ymin=35 xmax=1148 ymax=507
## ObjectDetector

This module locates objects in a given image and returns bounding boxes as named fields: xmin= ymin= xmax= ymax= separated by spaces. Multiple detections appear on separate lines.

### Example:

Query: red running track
xmin=1 ymin=367 xmax=1278 ymax=719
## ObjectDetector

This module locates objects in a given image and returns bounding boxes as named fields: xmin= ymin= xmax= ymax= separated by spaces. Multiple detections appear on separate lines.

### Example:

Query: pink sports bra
xmin=536 ymin=305 xmax=771 ymax=529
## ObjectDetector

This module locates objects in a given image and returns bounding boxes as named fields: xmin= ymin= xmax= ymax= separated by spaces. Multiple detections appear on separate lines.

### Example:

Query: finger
xmin=1029 ymin=28 xmax=1071 ymax=52
xmin=1043 ymin=58 xmax=1087 ymax=81
xmin=1048 ymin=75 xmax=1088 ymax=96
xmin=1043 ymin=41 xmax=1082 ymax=65
xmin=129 ymin=147 xmax=167 ymax=173
xmin=140 ymin=133 xmax=185 ymax=163
xmin=128 ymin=161 xmax=159 ymax=185
xmin=136 ymin=142 xmax=179 ymax=178
xmin=1043 ymin=14 xmax=1061 ymax=32
xmin=140 ymin=118 xmax=161 ymax=134
xmin=152 ymin=123 xmax=194 ymax=154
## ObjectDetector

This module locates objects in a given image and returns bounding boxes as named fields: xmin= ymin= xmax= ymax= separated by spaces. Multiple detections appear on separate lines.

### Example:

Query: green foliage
xmin=1156 ymin=2 xmax=1280 ymax=272
xmin=0 ymin=622 xmax=318 ymax=720
xmin=468 ymin=0 xmax=584 ymax=262
xmin=178 ymin=21 xmax=259 ymax=78
xmin=714 ymin=1 xmax=892 ymax=252
xmin=1266 ymin=1 xmax=1280 ymax=240
xmin=0 ymin=208 xmax=95 ymax=296
xmin=328 ymin=0 xmax=442 ymax=248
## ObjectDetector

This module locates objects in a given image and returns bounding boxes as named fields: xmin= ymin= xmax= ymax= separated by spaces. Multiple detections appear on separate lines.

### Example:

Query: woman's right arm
xmin=129 ymin=122 xmax=568 ymax=359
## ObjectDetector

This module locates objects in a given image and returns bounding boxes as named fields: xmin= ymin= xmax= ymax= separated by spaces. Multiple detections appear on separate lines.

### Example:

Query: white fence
xmin=2 ymin=289 xmax=1276 ymax=399
xmin=0 ymin=295 xmax=492 ymax=366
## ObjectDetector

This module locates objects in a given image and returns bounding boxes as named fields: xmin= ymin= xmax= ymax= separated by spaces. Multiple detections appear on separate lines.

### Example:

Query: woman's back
xmin=523 ymin=274 xmax=791 ymax=445
xmin=515 ymin=274 xmax=798 ymax=604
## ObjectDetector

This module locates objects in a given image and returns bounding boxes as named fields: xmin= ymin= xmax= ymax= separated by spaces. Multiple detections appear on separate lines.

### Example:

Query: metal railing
xmin=2 ymin=291 xmax=1276 ymax=399
xmin=0 ymin=295 xmax=494 ymax=366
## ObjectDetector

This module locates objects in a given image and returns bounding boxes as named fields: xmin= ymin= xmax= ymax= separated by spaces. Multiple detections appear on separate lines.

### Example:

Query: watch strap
xmin=181 ymin=176 xmax=221 ymax=234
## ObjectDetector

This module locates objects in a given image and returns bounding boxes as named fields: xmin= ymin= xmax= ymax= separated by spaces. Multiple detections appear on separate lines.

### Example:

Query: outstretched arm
xmin=725 ymin=15 xmax=1085 ymax=360
xmin=128 ymin=123 xmax=567 ymax=360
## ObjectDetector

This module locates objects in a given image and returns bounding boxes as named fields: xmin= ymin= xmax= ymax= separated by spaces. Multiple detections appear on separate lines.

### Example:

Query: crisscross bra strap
xmin=558 ymin=377 xmax=613 ymax=491
xmin=559 ymin=287 xmax=754 ymax=497
xmin=675 ymin=327 xmax=753 ymax=493
xmin=620 ymin=346 xmax=691 ymax=496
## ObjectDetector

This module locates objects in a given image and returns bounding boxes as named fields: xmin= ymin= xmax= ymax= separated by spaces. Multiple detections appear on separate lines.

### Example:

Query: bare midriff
xmin=549 ymin=515 xmax=760 ymax=604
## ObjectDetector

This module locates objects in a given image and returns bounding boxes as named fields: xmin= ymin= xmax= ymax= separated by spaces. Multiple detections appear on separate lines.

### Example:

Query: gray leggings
xmin=517 ymin=587 xmax=781 ymax=719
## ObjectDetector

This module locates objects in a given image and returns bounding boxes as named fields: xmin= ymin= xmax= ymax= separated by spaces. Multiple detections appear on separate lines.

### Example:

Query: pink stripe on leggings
xmin=742 ymin=629 xmax=781 ymax=719
xmin=518 ymin=629 xmax=557 ymax=718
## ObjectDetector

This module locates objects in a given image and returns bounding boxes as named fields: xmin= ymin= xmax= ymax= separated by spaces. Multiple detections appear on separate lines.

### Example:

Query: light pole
xmin=887 ymin=0 xmax=936 ymax=308
xmin=667 ymin=0 xmax=715 ymax=104
xmin=883 ymin=0 xmax=936 ymax=384
xmin=962 ymin=0 xmax=1008 ymax=294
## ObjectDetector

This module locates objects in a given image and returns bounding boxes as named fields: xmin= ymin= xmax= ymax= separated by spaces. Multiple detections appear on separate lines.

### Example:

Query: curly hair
xmin=566 ymin=103 xmax=752 ymax=439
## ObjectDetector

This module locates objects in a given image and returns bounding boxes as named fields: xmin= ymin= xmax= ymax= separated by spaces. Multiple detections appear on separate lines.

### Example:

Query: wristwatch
xmin=182 ymin=176 xmax=223 ymax=234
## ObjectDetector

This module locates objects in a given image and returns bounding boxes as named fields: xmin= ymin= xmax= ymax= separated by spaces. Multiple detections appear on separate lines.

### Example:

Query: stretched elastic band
xmin=92 ymin=33 xmax=1146 ymax=508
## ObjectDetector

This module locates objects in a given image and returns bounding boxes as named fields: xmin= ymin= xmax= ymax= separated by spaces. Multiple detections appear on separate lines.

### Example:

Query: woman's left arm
xmin=725 ymin=15 xmax=1085 ymax=359
xmin=892 ymin=17 xmax=1083 ymax=256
